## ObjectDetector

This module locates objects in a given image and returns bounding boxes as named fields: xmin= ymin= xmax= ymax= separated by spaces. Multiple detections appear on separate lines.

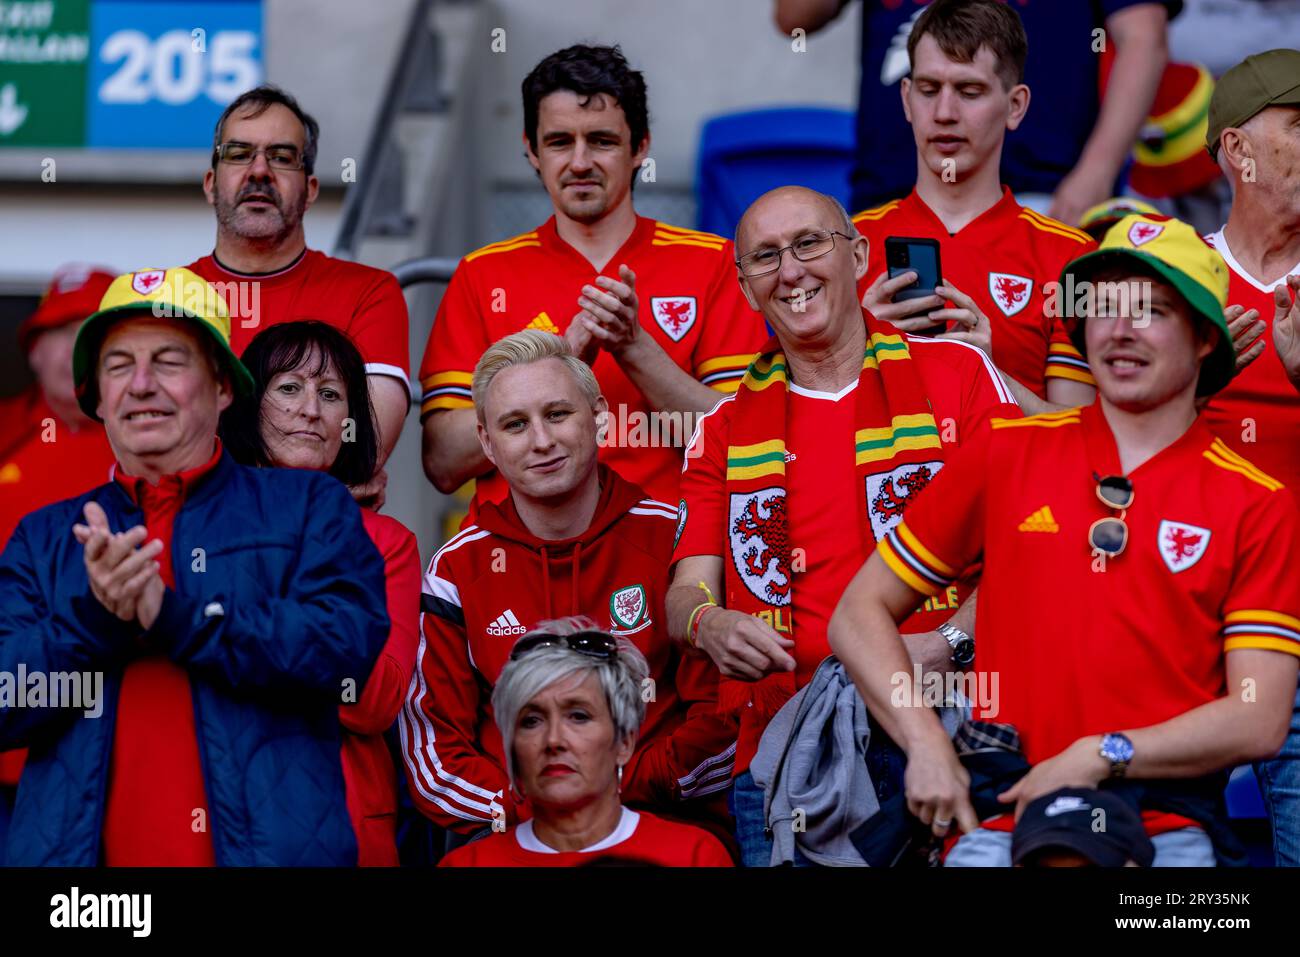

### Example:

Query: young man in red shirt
xmin=830 ymin=214 xmax=1300 ymax=866
xmin=1202 ymin=48 xmax=1300 ymax=865
xmin=666 ymin=185 xmax=1019 ymax=866
xmin=402 ymin=329 xmax=735 ymax=841
xmin=419 ymin=45 xmax=767 ymax=510
xmin=187 ymin=85 xmax=410 ymax=501
xmin=852 ymin=0 xmax=1098 ymax=413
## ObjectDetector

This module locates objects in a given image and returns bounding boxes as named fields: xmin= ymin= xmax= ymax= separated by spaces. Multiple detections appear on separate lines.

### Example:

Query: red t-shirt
xmin=1202 ymin=229 xmax=1300 ymax=505
xmin=0 ymin=390 xmax=116 ymax=548
xmin=673 ymin=335 xmax=1020 ymax=770
xmin=879 ymin=402 xmax=1300 ymax=834
xmin=418 ymin=216 xmax=768 ymax=505
xmin=187 ymin=249 xmax=410 ymax=388
xmin=102 ymin=443 xmax=225 ymax=867
xmin=854 ymin=188 xmax=1096 ymax=399
xmin=439 ymin=807 xmax=733 ymax=867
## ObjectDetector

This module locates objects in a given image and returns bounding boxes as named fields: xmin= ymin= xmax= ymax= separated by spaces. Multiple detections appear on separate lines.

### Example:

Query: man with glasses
xmin=829 ymin=214 xmax=1300 ymax=867
xmin=187 ymin=85 xmax=410 ymax=499
xmin=665 ymin=185 xmax=1018 ymax=866
xmin=402 ymin=329 xmax=736 ymax=844
xmin=418 ymin=45 xmax=766 ymax=510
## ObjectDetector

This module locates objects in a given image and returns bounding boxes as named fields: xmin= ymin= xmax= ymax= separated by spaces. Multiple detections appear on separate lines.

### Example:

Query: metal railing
xmin=391 ymin=256 xmax=459 ymax=289
xmin=334 ymin=0 xmax=447 ymax=259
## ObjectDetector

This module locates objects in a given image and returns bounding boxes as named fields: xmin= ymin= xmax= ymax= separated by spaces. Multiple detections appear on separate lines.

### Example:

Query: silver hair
xmin=492 ymin=616 xmax=650 ymax=789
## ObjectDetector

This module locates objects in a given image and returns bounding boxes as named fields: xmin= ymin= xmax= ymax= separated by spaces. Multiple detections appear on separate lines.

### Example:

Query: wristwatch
xmin=937 ymin=622 xmax=975 ymax=668
xmin=1099 ymin=732 xmax=1135 ymax=778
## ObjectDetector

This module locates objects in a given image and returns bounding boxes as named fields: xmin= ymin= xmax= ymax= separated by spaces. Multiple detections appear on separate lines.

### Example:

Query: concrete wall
xmin=479 ymin=0 xmax=861 ymax=191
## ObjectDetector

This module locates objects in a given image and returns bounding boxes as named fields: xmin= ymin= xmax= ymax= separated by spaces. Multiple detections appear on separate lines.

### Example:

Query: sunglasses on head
xmin=509 ymin=630 xmax=619 ymax=662
xmin=1088 ymin=473 xmax=1134 ymax=557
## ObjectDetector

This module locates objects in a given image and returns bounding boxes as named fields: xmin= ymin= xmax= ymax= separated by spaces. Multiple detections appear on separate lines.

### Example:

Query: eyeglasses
xmin=509 ymin=630 xmax=619 ymax=661
xmin=214 ymin=142 xmax=306 ymax=170
xmin=736 ymin=230 xmax=856 ymax=278
xmin=1088 ymin=473 xmax=1134 ymax=557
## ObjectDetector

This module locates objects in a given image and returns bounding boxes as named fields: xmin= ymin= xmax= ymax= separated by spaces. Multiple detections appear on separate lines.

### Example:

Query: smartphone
xmin=884 ymin=236 xmax=946 ymax=336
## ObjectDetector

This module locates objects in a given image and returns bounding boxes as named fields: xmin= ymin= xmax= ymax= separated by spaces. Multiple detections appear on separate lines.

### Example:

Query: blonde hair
xmin=471 ymin=329 xmax=601 ymax=422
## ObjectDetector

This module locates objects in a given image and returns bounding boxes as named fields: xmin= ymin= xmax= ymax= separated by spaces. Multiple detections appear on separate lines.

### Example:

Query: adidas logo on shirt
xmin=525 ymin=312 xmax=560 ymax=335
xmin=1018 ymin=506 xmax=1060 ymax=533
xmin=487 ymin=609 xmax=527 ymax=637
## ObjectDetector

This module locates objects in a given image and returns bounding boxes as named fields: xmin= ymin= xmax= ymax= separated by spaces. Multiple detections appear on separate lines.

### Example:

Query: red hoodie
xmin=400 ymin=465 xmax=737 ymax=833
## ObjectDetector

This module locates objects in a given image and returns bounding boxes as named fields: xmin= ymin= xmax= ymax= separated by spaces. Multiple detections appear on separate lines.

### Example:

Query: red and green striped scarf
xmin=719 ymin=318 xmax=945 ymax=721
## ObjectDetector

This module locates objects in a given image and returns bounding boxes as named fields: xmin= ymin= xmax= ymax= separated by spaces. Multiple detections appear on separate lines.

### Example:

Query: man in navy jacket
xmin=0 ymin=267 xmax=388 ymax=865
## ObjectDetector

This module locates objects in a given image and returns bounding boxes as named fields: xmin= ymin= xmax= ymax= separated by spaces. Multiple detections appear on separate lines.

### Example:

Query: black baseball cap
xmin=1012 ymin=788 xmax=1155 ymax=867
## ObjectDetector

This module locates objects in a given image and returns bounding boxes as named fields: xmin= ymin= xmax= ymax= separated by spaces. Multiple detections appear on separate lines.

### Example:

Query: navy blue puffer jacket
xmin=0 ymin=453 xmax=389 ymax=865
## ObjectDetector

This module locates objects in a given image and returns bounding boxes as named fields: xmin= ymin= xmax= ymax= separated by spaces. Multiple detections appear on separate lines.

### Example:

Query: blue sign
xmin=87 ymin=0 xmax=262 ymax=148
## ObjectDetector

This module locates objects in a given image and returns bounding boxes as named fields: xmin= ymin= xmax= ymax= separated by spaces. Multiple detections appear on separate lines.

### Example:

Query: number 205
xmin=99 ymin=29 xmax=259 ymax=106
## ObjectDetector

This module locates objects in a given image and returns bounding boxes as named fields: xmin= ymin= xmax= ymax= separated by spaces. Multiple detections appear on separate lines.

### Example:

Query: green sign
xmin=0 ymin=0 xmax=90 ymax=146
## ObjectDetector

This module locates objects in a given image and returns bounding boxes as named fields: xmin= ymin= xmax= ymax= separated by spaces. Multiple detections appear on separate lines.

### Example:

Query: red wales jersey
xmin=879 ymin=401 xmax=1300 ymax=770
xmin=439 ymin=807 xmax=733 ymax=867
xmin=673 ymin=336 xmax=1019 ymax=771
xmin=418 ymin=216 xmax=768 ymax=505
xmin=188 ymin=249 xmax=410 ymax=389
xmin=400 ymin=467 xmax=736 ymax=832
xmin=0 ymin=391 xmax=116 ymax=549
xmin=1202 ymin=229 xmax=1300 ymax=504
xmin=854 ymin=188 xmax=1096 ymax=399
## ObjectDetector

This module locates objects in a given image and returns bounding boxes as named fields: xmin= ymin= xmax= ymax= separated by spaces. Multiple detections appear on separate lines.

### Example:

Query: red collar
xmin=902 ymin=186 xmax=1019 ymax=238
xmin=1078 ymin=399 xmax=1210 ymax=481
xmin=206 ymin=248 xmax=310 ymax=281
xmin=536 ymin=215 xmax=655 ymax=271
xmin=115 ymin=440 xmax=224 ymax=506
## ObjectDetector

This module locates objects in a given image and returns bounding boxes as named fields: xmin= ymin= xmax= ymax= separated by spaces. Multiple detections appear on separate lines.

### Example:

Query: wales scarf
xmin=720 ymin=317 xmax=945 ymax=723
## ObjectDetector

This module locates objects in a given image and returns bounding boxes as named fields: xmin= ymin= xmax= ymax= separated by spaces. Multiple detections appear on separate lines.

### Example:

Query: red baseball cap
xmin=17 ymin=265 xmax=117 ymax=353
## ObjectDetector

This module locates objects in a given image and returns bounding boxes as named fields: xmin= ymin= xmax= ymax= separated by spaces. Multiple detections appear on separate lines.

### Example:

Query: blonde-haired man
xmin=402 ymin=330 xmax=736 ymax=849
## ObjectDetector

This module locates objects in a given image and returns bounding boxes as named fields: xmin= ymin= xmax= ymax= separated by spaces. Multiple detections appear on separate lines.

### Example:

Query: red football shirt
xmin=1202 ymin=229 xmax=1300 ymax=504
xmin=674 ymin=334 xmax=1020 ymax=770
xmin=880 ymin=401 xmax=1300 ymax=766
xmin=854 ymin=188 xmax=1096 ymax=399
xmin=102 ymin=442 xmax=225 ymax=866
xmin=439 ymin=807 xmax=733 ymax=867
xmin=188 ymin=249 xmax=410 ymax=388
xmin=0 ymin=390 xmax=116 ymax=556
xmin=418 ymin=216 xmax=768 ymax=505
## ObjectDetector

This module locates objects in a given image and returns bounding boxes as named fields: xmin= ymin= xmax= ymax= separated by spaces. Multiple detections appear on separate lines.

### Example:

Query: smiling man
xmin=186 ymin=85 xmax=410 ymax=503
xmin=419 ymin=45 xmax=766 ymax=511
xmin=0 ymin=267 xmax=388 ymax=865
xmin=664 ymin=185 xmax=1019 ymax=866
xmin=852 ymin=0 xmax=1099 ymax=413
xmin=829 ymin=214 xmax=1300 ymax=867
xmin=402 ymin=329 xmax=736 ymax=844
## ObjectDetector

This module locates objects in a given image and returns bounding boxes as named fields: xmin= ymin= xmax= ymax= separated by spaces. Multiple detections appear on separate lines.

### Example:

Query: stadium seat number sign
xmin=0 ymin=0 xmax=263 ymax=149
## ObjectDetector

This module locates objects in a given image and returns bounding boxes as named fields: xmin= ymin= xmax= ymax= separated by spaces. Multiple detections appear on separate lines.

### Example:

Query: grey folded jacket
xmin=751 ymin=655 xmax=961 ymax=867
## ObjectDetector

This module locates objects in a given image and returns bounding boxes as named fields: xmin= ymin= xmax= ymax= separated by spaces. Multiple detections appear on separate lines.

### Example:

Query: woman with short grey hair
xmin=439 ymin=617 xmax=734 ymax=867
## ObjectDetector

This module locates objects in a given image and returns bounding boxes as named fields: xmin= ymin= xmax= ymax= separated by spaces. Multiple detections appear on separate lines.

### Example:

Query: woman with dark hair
xmin=220 ymin=320 xmax=419 ymax=866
